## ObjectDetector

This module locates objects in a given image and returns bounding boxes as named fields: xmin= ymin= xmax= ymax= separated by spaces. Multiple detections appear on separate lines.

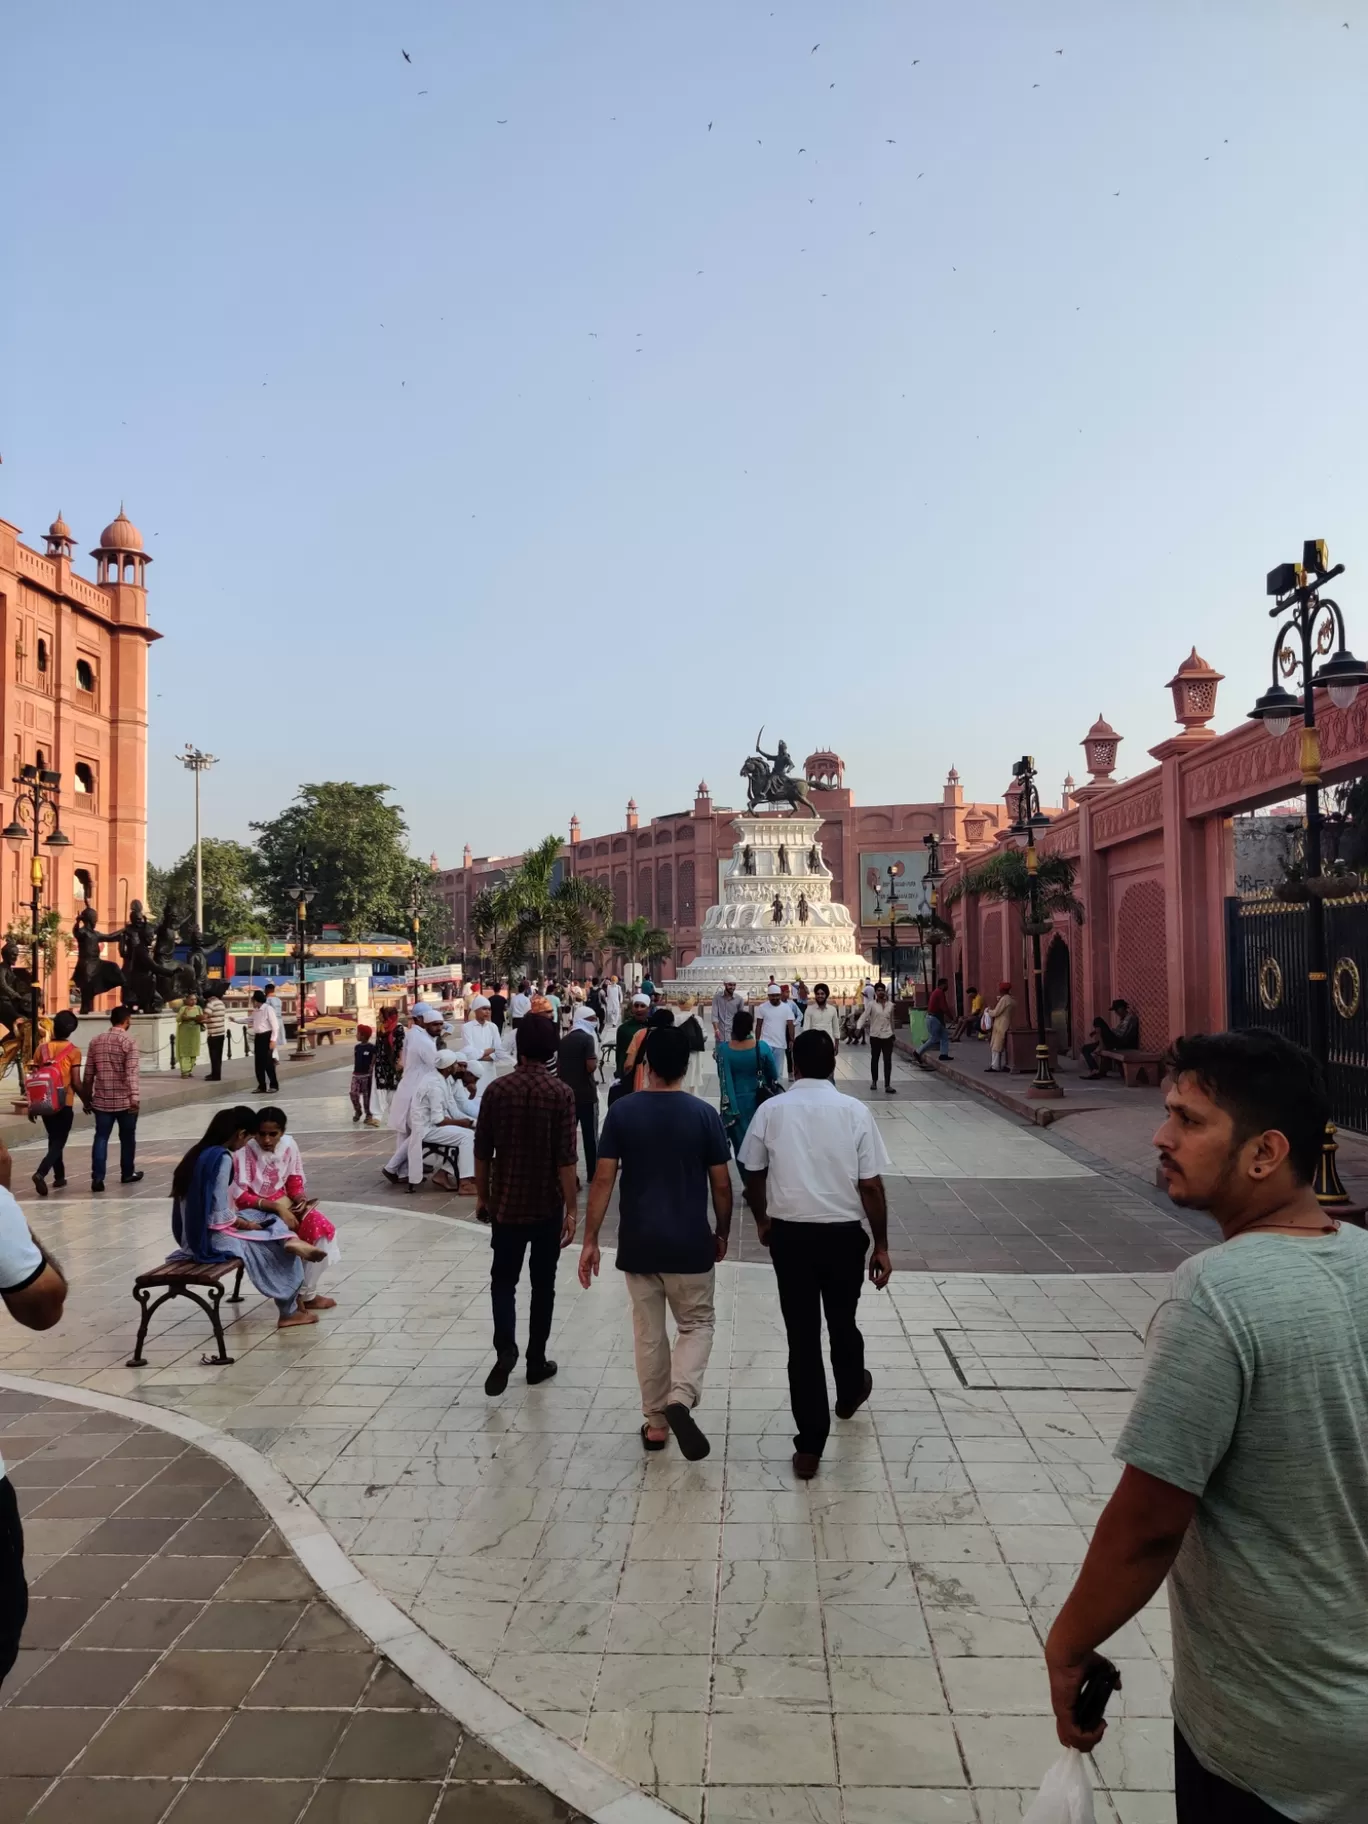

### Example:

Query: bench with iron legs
xmin=128 ymin=1258 xmax=245 ymax=1368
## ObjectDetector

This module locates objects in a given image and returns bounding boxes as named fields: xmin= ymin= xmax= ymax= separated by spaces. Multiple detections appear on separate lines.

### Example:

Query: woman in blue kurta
xmin=170 ymin=1105 xmax=324 ymax=1330
xmin=715 ymin=1007 xmax=779 ymax=1159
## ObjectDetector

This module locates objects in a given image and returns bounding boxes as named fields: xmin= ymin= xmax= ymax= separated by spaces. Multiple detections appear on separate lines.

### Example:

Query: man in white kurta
xmin=427 ymin=1053 xmax=483 ymax=1192
xmin=460 ymin=996 xmax=505 ymax=1086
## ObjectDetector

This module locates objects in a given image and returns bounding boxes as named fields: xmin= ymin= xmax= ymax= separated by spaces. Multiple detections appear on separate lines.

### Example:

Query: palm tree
xmin=550 ymin=874 xmax=614 ymax=975
xmin=943 ymin=847 xmax=1084 ymax=1023
xmin=606 ymin=915 xmax=672 ymax=984
xmin=474 ymin=836 xmax=615 ymax=981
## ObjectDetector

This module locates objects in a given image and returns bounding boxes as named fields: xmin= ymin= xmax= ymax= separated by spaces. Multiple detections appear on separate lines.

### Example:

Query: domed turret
xmin=44 ymin=512 xmax=75 ymax=559
xmin=91 ymin=504 xmax=150 ymax=585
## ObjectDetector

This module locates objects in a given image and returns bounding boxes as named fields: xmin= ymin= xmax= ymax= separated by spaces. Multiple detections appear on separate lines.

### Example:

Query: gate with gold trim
xmin=1226 ymin=895 xmax=1368 ymax=1134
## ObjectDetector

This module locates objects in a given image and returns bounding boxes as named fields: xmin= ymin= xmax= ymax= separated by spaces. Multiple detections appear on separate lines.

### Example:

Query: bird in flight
xmin=912 ymin=58 xmax=919 ymax=64
xmin=811 ymin=42 xmax=820 ymax=52
xmin=886 ymin=137 xmax=896 ymax=143
xmin=708 ymin=121 xmax=712 ymax=130
xmin=401 ymin=48 xmax=411 ymax=62
xmin=1056 ymin=47 xmax=1063 ymax=53
xmin=497 ymin=119 xmax=507 ymax=124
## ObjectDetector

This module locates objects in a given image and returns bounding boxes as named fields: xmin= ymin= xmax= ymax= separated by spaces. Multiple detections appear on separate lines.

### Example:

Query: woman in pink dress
xmin=226 ymin=1106 xmax=340 ymax=1312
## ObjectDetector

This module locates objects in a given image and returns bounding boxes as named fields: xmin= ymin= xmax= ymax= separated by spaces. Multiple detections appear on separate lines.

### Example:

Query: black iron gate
xmin=1226 ymin=895 xmax=1368 ymax=1135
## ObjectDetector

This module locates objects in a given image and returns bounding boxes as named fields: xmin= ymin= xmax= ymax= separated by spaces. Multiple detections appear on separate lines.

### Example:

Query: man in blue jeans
xmin=915 ymin=977 xmax=954 ymax=1070
xmin=80 ymin=1005 xmax=143 ymax=1191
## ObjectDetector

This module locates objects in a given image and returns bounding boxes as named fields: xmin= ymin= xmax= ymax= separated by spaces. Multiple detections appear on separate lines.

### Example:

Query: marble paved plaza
xmin=0 ymin=1045 xmax=1193 ymax=1821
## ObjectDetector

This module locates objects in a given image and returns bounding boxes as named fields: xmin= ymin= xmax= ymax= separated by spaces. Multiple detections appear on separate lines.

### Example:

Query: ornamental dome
xmin=48 ymin=512 xmax=71 ymax=541
xmin=96 ymin=507 xmax=143 ymax=552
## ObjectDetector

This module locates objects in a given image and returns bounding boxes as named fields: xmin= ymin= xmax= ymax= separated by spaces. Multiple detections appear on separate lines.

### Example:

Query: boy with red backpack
xmin=27 ymin=1011 xmax=86 ymax=1196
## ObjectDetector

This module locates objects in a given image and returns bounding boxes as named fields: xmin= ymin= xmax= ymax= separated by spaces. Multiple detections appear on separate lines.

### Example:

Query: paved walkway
xmin=2 ymin=1384 xmax=580 ymax=1824
xmin=0 ymin=1039 xmax=1183 ymax=1822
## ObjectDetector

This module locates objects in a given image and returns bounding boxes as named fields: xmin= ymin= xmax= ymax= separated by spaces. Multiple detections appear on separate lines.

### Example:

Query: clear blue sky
xmin=5 ymin=1 xmax=1367 ymax=867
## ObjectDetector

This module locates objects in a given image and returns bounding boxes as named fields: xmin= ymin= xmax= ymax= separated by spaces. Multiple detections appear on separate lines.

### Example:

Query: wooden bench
xmin=128 ymin=1258 xmax=245 ymax=1368
xmin=1099 ymin=1048 xmax=1166 ymax=1087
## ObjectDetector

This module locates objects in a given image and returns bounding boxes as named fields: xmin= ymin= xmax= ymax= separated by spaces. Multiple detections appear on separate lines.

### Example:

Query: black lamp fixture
xmin=1009 ymin=755 xmax=1062 ymax=1100
xmin=4 ymin=762 xmax=69 ymax=1068
xmin=287 ymin=859 xmax=317 ymax=1057
xmin=1250 ymin=540 xmax=1364 ymax=1206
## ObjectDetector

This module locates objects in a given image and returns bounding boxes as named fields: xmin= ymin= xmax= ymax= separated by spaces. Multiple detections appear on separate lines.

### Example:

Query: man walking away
xmin=203 ymin=987 xmax=228 ymax=1080
xmin=0 ymin=1139 xmax=67 ymax=1684
xmin=558 ymin=1005 xmax=601 ymax=1177
xmin=580 ymin=1024 xmax=732 ymax=1459
xmin=859 ymin=982 xmax=897 ymax=1092
xmin=755 ymin=983 xmax=796 ymax=1080
xmin=986 ymin=979 xmax=1015 ymax=1073
xmin=916 ymin=977 xmax=954 ymax=1069
xmin=82 ymin=1006 xmax=143 ymax=1191
xmin=802 ymin=983 xmax=841 ymax=1058
xmin=711 ymin=979 xmax=744 ymax=1047
xmin=488 ymin=984 xmax=508 ymax=1033
xmin=614 ymin=992 xmax=651 ymax=1080
xmin=1080 ymin=998 xmax=1140 ymax=1079
xmin=740 ymin=1029 xmax=892 ymax=1479
xmin=474 ymin=1013 xmax=578 ymax=1396
xmin=249 ymin=990 xmax=278 ymax=1092
xmin=1046 ymin=1031 xmax=1368 ymax=1824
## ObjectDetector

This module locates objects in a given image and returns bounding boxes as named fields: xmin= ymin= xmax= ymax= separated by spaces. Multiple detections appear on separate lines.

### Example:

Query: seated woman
xmin=170 ymin=1105 xmax=327 ymax=1330
xmin=715 ymin=1007 xmax=779 ymax=1159
xmin=232 ymin=1107 xmax=339 ymax=1311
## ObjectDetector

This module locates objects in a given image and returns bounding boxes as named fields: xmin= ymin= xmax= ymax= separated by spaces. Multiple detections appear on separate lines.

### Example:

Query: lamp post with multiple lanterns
xmin=287 ymin=862 xmax=316 ymax=1058
xmin=872 ymin=860 xmax=906 ymax=995
xmin=409 ymin=877 xmax=424 ymax=1008
xmin=3 ymin=766 xmax=70 ymax=1065
xmin=1009 ymin=755 xmax=1062 ymax=1100
xmin=1247 ymin=540 xmax=1368 ymax=1203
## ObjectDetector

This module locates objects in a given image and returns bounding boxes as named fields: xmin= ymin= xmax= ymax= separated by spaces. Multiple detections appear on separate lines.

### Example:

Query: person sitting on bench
xmin=1080 ymin=1000 xmax=1140 ymax=1079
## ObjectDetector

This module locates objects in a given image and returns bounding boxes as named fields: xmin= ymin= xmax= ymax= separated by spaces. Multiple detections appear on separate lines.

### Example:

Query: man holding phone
xmin=0 ymin=1139 xmax=68 ymax=1683
xmin=739 ymin=1028 xmax=892 ymax=1481
xmin=1046 ymin=1032 xmax=1368 ymax=1821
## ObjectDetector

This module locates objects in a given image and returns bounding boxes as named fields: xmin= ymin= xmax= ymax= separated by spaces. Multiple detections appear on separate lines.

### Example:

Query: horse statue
xmin=741 ymin=729 xmax=817 ymax=815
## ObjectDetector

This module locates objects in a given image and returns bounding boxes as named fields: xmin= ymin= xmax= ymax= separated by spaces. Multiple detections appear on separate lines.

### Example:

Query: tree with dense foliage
xmin=943 ymin=846 xmax=1084 ymax=1022
xmin=605 ymin=915 xmax=672 ymax=976
xmin=250 ymin=784 xmax=418 ymax=939
xmin=146 ymin=838 xmax=268 ymax=942
xmin=467 ymin=837 xmax=614 ymax=980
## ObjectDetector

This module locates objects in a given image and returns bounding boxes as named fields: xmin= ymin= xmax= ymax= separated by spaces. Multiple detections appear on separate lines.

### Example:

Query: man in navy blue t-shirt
xmin=579 ymin=1023 xmax=732 ymax=1459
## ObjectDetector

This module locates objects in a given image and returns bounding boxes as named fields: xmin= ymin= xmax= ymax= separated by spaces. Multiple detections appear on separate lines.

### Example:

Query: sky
xmin=5 ymin=0 xmax=1368 ymax=869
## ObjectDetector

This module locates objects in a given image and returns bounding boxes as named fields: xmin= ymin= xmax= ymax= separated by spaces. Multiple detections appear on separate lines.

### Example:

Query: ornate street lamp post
xmin=1248 ymin=540 xmax=1368 ymax=1203
xmin=409 ymin=878 xmax=423 ymax=1008
xmin=175 ymin=745 xmax=218 ymax=931
xmin=921 ymin=832 xmax=946 ymax=1001
xmin=3 ymin=766 xmax=71 ymax=1069
xmin=1010 ymin=756 xmax=1062 ymax=1099
xmin=287 ymin=864 xmax=316 ymax=1058
xmin=885 ymin=861 xmax=905 ymax=997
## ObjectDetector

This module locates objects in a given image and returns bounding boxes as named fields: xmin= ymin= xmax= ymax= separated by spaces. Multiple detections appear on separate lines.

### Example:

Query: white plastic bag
xmin=1021 ymin=1748 xmax=1096 ymax=1824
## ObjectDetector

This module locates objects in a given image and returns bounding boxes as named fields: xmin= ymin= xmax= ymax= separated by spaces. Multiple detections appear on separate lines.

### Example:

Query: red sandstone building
xmin=0 ymin=507 xmax=157 ymax=987
xmin=435 ymin=751 xmax=1016 ymax=977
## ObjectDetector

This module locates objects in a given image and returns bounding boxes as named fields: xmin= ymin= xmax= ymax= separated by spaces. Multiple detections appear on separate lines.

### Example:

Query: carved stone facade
xmin=665 ymin=814 xmax=868 ymax=994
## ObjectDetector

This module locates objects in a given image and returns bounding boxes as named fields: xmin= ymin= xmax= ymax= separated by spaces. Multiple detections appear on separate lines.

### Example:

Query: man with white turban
xmin=382 ymin=1006 xmax=445 ymax=1191
xmin=460 ymin=994 xmax=506 ymax=1086
xmin=427 ymin=1051 xmax=483 ymax=1193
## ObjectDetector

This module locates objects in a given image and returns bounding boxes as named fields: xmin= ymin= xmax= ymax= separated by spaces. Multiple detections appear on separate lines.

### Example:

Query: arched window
xmin=75 ymin=659 xmax=95 ymax=694
xmin=678 ymin=860 xmax=696 ymax=924
xmin=36 ymin=639 xmax=48 ymax=675
xmin=74 ymin=762 xmax=95 ymax=797
xmin=637 ymin=867 xmax=653 ymax=918
xmin=657 ymin=862 xmax=673 ymax=924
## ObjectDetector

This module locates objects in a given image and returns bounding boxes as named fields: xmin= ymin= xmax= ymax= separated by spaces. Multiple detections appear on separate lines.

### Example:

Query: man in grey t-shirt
xmin=1045 ymin=1031 xmax=1368 ymax=1823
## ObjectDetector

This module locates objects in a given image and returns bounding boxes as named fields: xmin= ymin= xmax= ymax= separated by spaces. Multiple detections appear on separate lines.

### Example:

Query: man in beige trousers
xmin=579 ymin=1023 xmax=733 ymax=1459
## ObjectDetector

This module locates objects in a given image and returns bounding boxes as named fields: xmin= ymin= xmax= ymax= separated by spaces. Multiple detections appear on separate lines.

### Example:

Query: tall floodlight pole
xmin=176 ymin=746 xmax=218 ymax=930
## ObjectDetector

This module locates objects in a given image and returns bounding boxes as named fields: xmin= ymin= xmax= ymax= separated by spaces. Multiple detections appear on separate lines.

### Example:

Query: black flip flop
xmin=640 ymin=1423 xmax=668 ymax=1452
xmin=665 ymin=1402 xmax=711 ymax=1461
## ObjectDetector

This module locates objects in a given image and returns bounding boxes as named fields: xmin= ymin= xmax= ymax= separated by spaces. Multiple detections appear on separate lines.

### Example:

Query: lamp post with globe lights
xmin=2 ymin=766 xmax=71 ymax=1067
xmin=1009 ymin=756 xmax=1062 ymax=1100
xmin=1247 ymin=541 xmax=1368 ymax=1203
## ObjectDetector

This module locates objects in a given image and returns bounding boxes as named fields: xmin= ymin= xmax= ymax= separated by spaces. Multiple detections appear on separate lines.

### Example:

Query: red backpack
xmin=26 ymin=1041 xmax=73 ymax=1116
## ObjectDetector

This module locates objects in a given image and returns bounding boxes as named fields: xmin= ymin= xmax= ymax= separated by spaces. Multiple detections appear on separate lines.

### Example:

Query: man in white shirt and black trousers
xmin=0 ymin=1139 xmax=68 ymax=1683
xmin=739 ymin=1028 xmax=893 ymax=1480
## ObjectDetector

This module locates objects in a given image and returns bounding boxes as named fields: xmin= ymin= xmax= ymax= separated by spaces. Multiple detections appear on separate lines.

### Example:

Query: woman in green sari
xmin=175 ymin=994 xmax=205 ymax=1078
xmin=715 ymin=1007 xmax=779 ymax=1159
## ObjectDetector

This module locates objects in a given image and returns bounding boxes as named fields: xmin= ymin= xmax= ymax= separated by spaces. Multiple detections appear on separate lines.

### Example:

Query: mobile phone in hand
xmin=1073 ymin=1657 xmax=1121 ymax=1732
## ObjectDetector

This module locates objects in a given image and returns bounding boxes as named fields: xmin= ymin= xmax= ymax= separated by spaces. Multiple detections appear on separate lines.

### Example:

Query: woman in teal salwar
xmin=715 ymin=1007 xmax=778 ymax=1159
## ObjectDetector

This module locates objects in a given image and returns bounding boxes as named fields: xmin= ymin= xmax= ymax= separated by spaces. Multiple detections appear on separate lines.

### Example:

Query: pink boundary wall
xmin=943 ymin=663 xmax=1368 ymax=1053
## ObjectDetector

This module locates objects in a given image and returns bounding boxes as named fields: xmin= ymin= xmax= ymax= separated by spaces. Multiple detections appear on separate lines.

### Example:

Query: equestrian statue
xmin=740 ymin=730 xmax=817 ymax=815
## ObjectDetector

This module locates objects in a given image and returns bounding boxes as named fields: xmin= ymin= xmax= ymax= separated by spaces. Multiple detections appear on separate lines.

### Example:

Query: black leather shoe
xmin=792 ymin=1451 xmax=820 ymax=1479
xmin=484 ymin=1352 xmax=518 ymax=1397
xmin=121 ymin=1171 xmax=144 ymax=1184
xmin=526 ymin=1359 xmax=558 ymax=1385
xmin=91 ymin=1180 xmax=105 ymax=1193
xmin=835 ymin=1370 xmax=874 ymax=1421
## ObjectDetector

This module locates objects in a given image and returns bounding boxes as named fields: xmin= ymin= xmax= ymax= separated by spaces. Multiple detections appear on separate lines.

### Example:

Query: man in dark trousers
xmin=739 ymin=1029 xmax=892 ymax=1479
xmin=474 ymin=1013 xmax=578 ymax=1396
xmin=0 ymin=1138 xmax=68 ymax=1684
xmin=1080 ymin=998 xmax=1139 ymax=1078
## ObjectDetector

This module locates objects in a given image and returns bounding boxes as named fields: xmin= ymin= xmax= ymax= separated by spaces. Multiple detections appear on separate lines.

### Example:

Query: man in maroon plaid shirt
xmin=473 ymin=1013 xmax=578 ymax=1396
xmin=81 ymin=1006 xmax=144 ymax=1192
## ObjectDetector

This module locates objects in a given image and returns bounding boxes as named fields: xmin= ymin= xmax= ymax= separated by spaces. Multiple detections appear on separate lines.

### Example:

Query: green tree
xmin=606 ymin=915 xmax=672 ymax=978
xmin=146 ymin=838 xmax=268 ymax=942
xmin=251 ymin=784 xmax=416 ymax=938
xmin=470 ymin=836 xmax=614 ymax=980
xmin=943 ymin=847 xmax=1084 ymax=1022
xmin=409 ymin=866 xmax=454 ymax=966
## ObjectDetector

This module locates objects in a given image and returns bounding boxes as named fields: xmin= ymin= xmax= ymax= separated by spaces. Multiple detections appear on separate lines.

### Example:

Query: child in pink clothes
xmin=231 ymin=1106 xmax=340 ymax=1310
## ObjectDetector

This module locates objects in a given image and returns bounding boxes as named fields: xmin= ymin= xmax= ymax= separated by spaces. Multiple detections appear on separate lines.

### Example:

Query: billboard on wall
xmin=857 ymin=851 xmax=929 ymax=926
